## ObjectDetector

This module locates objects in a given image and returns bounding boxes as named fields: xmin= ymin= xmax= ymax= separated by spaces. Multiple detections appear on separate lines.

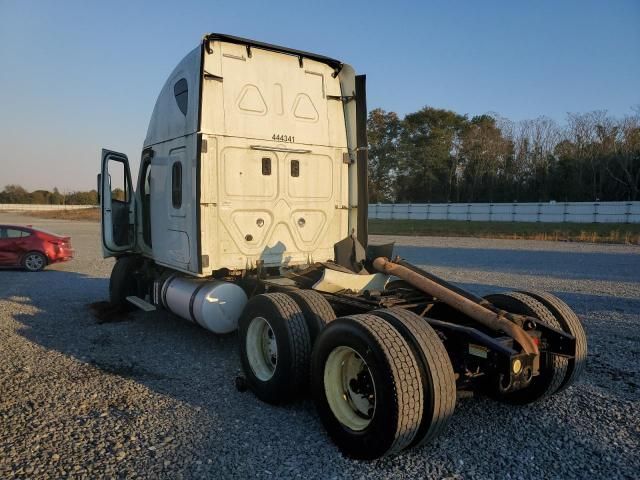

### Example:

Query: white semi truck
xmin=99 ymin=33 xmax=587 ymax=459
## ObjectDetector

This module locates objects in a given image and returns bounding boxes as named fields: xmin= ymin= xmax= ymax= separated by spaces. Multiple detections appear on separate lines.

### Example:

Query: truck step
xmin=126 ymin=296 xmax=156 ymax=312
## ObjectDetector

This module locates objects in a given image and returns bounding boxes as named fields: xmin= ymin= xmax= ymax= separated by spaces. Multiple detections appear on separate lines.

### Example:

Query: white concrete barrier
xmin=368 ymin=202 xmax=640 ymax=224
xmin=4 ymin=202 xmax=638 ymax=223
xmin=0 ymin=204 xmax=96 ymax=211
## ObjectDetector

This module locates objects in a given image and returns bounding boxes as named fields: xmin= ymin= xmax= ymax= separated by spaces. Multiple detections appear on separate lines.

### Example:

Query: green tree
xmin=30 ymin=190 xmax=52 ymax=204
xmin=397 ymin=107 xmax=467 ymax=202
xmin=112 ymin=188 xmax=126 ymax=201
xmin=367 ymin=109 xmax=401 ymax=202
xmin=0 ymin=185 xmax=30 ymax=203
xmin=50 ymin=187 xmax=64 ymax=205
xmin=67 ymin=190 xmax=99 ymax=205
xmin=604 ymin=113 xmax=640 ymax=200
xmin=459 ymin=115 xmax=513 ymax=202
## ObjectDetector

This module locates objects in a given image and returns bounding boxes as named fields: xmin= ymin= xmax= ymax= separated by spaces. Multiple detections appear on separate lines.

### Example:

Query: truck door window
xmin=174 ymin=78 xmax=188 ymax=116
xmin=172 ymin=161 xmax=182 ymax=209
xmin=108 ymin=159 xmax=128 ymax=203
xmin=140 ymin=155 xmax=152 ymax=247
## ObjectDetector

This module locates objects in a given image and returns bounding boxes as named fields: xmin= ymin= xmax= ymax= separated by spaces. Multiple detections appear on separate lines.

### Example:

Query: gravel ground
xmin=1 ymin=213 xmax=638 ymax=479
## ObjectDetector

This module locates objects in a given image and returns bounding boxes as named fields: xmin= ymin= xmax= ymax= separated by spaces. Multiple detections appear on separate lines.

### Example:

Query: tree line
xmin=0 ymin=185 xmax=99 ymax=205
xmin=368 ymin=107 xmax=640 ymax=203
xmin=3 ymin=107 xmax=639 ymax=206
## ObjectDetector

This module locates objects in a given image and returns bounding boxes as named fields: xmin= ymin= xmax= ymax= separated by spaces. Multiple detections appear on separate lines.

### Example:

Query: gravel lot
xmin=1 ymin=212 xmax=639 ymax=479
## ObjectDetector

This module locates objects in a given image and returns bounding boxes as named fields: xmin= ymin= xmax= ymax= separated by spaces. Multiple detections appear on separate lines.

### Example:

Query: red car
xmin=0 ymin=224 xmax=74 ymax=272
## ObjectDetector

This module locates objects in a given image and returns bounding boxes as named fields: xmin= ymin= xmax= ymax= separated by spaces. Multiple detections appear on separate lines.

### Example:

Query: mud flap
xmin=333 ymin=235 xmax=366 ymax=273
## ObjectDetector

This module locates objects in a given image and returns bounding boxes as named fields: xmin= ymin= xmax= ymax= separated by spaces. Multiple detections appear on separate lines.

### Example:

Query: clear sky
xmin=0 ymin=0 xmax=638 ymax=191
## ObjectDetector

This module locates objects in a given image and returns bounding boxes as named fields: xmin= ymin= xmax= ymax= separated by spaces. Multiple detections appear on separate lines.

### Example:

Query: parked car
xmin=0 ymin=224 xmax=74 ymax=271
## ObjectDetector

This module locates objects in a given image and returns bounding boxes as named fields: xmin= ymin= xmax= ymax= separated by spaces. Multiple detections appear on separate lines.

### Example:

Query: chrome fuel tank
xmin=160 ymin=275 xmax=248 ymax=334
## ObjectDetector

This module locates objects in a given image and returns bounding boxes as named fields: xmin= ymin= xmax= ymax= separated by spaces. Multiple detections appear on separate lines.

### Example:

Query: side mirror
xmin=97 ymin=173 xmax=101 ymax=203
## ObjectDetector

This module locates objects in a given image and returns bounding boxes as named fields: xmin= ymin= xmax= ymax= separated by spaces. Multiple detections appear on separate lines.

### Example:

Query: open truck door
xmin=100 ymin=149 xmax=136 ymax=256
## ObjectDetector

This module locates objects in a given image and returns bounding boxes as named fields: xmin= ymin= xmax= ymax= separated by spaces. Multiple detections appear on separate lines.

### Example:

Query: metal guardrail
xmin=369 ymin=202 xmax=640 ymax=224
xmin=0 ymin=204 xmax=97 ymax=211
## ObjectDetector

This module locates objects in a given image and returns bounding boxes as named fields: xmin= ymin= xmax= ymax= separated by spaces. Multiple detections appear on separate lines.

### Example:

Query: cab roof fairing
xmin=144 ymin=46 xmax=201 ymax=148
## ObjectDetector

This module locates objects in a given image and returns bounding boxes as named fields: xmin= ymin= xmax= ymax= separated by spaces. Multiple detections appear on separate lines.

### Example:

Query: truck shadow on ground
xmin=4 ymin=268 xmax=639 ymax=476
xmin=5 ymin=269 xmax=344 ymax=476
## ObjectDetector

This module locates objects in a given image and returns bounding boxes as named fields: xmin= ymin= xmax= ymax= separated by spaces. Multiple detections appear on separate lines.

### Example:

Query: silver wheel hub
xmin=25 ymin=254 xmax=44 ymax=271
xmin=324 ymin=346 xmax=376 ymax=431
xmin=246 ymin=316 xmax=278 ymax=381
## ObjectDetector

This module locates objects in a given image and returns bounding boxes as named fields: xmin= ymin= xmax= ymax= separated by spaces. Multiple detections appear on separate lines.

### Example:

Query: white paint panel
xmin=222 ymin=148 xmax=277 ymax=199
xmin=201 ymin=42 xmax=343 ymax=147
xmin=286 ymin=154 xmax=333 ymax=199
xmin=197 ymin=41 xmax=353 ymax=273
xmin=200 ymin=136 xmax=347 ymax=273
xmin=166 ymin=230 xmax=190 ymax=264
xmin=149 ymin=135 xmax=199 ymax=273
xmin=313 ymin=269 xmax=390 ymax=294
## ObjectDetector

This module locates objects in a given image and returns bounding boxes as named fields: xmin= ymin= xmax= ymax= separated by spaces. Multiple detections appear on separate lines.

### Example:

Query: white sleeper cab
xmin=100 ymin=33 xmax=586 ymax=459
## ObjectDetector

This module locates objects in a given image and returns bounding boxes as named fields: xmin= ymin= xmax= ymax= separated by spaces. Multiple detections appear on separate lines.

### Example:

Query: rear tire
xmin=238 ymin=293 xmax=311 ymax=404
xmin=109 ymin=256 xmax=143 ymax=310
xmin=311 ymin=314 xmax=423 ymax=459
xmin=371 ymin=308 xmax=456 ymax=449
xmin=286 ymin=289 xmax=336 ymax=343
xmin=22 ymin=251 xmax=47 ymax=272
xmin=517 ymin=290 xmax=587 ymax=393
xmin=483 ymin=292 xmax=567 ymax=404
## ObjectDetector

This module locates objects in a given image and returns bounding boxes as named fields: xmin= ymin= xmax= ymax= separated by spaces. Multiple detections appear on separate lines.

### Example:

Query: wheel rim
xmin=25 ymin=254 xmax=44 ymax=271
xmin=324 ymin=346 xmax=376 ymax=431
xmin=246 ymin=316 xmax=278 ymax=381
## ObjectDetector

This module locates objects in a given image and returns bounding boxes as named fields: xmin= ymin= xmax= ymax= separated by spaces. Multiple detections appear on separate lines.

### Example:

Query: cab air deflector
xmin=202 ymin=33 xmax=344 ymax=75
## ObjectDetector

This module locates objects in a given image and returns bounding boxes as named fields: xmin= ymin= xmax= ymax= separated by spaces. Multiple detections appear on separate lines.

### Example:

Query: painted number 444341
xmin=272 ymin=134 xmax=295 ymax=143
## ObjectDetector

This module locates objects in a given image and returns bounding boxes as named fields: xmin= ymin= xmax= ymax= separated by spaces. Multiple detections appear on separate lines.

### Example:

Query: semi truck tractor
xmin=99 ymin=33 xmax=587 ymax=460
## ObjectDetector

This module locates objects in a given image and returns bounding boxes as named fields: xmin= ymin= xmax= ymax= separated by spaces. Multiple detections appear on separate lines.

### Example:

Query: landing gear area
xmin=109 ymin=247 xmax=586 ymax=460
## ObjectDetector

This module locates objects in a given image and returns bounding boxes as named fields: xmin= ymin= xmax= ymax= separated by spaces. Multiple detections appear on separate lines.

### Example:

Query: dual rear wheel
xmin=483 ymin=290 xmax=587 ymax=403
xmin=237 ymin=288 xmax=585 ymax=459
xmin=312 ymin=310 xmax=456 ymax=459
xmin=238 ymin=291 xmax=335 ymax=404
xmin=238 ymin=293 xmax=312 ymax=404
xmin=238 ymin=292 xmax=456 ymax=459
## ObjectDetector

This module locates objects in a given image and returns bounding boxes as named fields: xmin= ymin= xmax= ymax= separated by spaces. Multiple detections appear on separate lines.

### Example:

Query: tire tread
xmin=517 ymin=290 xmax=587 ymax=392
xmin=109 ymin=256 xmax=142 ymax=309
xmin=349 ymin=314 xmax=423 ymax=454
xmin=238 ymin=293 xmax=311 ymax=404
xmin=287 ymin=290 xmax=336 ymax=342
xmin=268 ymin=293 xmax=312 ymax=393
xmin=484 ymin=292 xmax=567 ymax=402
xmin=372 ymin=308 xmax=456 ymax=448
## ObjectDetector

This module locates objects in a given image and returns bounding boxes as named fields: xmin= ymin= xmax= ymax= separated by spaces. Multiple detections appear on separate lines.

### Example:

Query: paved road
xmin=1 ymin=213 xmax=638 ymax=479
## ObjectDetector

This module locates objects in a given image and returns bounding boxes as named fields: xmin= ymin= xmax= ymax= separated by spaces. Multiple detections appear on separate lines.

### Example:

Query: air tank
xmin=159 ymin=275 xmax=248 ymax=334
